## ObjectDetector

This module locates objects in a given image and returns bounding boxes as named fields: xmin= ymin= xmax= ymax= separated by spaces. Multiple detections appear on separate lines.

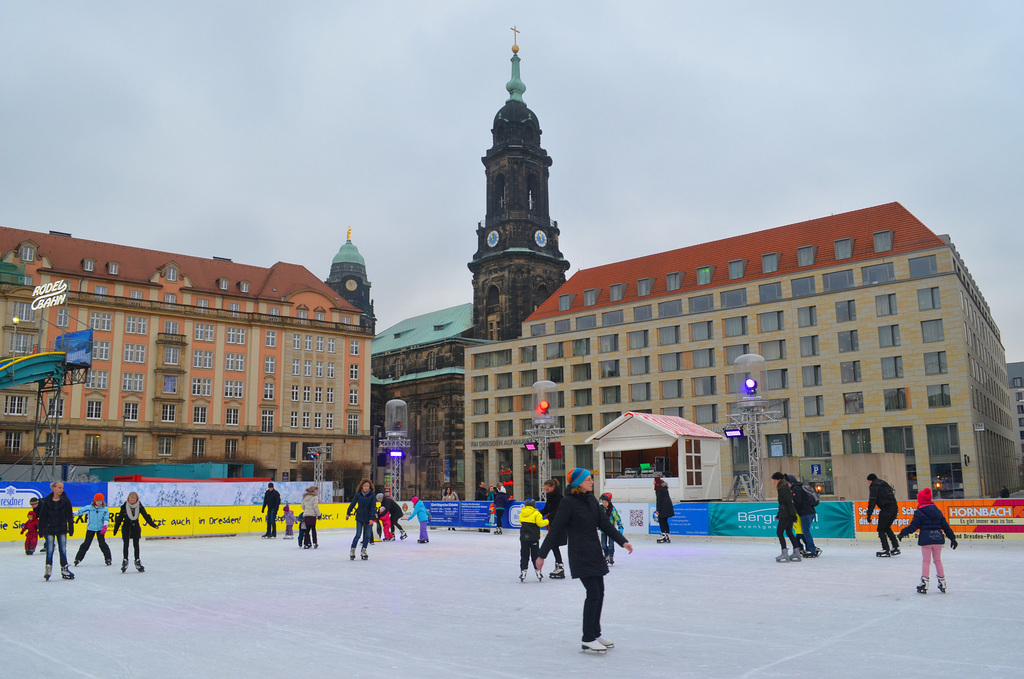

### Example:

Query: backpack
xmin=877 ymin=481 xmax=896 ymax=506
xmin=802 ymin=484 xmax=820 ymax=506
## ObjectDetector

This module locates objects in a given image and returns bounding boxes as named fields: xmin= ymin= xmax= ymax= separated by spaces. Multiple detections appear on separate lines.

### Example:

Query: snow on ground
xmin=3 ymin=529 xmax=1023 ymax=678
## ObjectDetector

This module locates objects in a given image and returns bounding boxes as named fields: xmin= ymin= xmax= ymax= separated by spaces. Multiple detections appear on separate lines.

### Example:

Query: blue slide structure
xmin=0 ymin=352 xmax=70 ymax=391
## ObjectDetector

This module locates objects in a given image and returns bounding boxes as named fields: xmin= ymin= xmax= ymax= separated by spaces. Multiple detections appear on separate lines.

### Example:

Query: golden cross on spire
xmin=511 ymin=25 xmax=520 ymax=53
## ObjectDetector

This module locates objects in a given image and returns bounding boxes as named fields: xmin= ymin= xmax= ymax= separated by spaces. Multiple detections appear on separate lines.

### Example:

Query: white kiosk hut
xmin=586 ymin=412 xmax=724 ymax=502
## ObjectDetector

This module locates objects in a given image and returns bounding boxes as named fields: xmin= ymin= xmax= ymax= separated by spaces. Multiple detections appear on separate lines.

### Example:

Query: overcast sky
xmin=2 ymin=3 xmax=1022 ymax=360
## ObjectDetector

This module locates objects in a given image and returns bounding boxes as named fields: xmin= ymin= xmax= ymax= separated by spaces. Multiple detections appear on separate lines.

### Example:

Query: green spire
xmin=506 ymin=52 xmax=526 ymax=103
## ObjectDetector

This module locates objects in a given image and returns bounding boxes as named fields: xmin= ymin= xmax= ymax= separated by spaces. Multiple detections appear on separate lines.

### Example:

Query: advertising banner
xmin=615 ymin=502 xmax=650 ymax=535
xmin=458 ymin=501 xmax=496 ymax=528
xmin=425 ymin=501 xmax=460 ymax=527
xmin=855 ymin=499 xmax=1024 ymax=541
xmin=709 ymin=502 xmax=855 ymax=539
xmin=1 ymin=482 xmax=108 ymax=508
xmin=648 ymin=503 xmax=710 ymax=536
xmin=107 ymin=481 xmax=325 ymax=508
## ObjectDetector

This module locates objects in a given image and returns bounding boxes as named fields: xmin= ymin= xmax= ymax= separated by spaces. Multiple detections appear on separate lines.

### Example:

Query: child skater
xmin=113 ymin=491 xmax=158 ymax=573
xmin=282 ymin=506 xmax=296 ymax=537
xmin=598 ymin=493 xmax=624 ymax=565
xmin=519 ymin=498 xmax=548 ymax=581
xmin=21 ymin=497 xmax=39 ymax=555
xmin=407 ymin=496 xmax=431 ymax=543
xmin=898 ymin=487 xmax=958 ymax=594
xmin=74 ymin=493 xmax=112 ymax=566
xmin=296 ymin=509 xmax=307 ymax=547
xmin=376 ymin=494 xmax=394 ymax=540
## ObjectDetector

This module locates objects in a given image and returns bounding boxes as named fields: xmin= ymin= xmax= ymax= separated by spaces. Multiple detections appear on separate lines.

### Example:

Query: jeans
xmin=601 ymin=533 xmax=615 ymax=558
xmin=579 ymin=576 xmax=605 ymax=642
xmin=798 ymin=513 xmax=816 ymax=551
xmin=44 ymin=534 xmax=68 ymax=566
xmin=350 ymin=521 xmax=371 ymax=549
xmin=265 ymin=507 xmax=279 ymax=536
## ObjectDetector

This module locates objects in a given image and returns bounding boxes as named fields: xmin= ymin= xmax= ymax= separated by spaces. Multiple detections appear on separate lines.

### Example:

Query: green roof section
xmin=332 ymin=235 xmax=365 ymax=267
xmin=506 ymin=52 xmax=526 ymax=103
xmin=372 ymin=303 xmax=476 ymax=355
xmin=377 ymin=366 xmax=466 ymax=386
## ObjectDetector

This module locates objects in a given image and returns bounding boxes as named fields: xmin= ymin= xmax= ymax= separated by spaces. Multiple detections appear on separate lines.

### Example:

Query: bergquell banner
xmin=709 ymin=501 xmax=855 ymax=539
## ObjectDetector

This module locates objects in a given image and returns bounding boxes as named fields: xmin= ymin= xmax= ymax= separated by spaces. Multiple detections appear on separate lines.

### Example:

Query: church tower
xmin=468 ymin=42 xmax=569 ymax=341
xmin=326 ymin=228 xmax=376 ymax=332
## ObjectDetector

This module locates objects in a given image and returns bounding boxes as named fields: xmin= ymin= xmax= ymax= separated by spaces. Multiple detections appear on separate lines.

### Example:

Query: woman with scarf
xmin=113 ymin=491 xmax=158 ymax=573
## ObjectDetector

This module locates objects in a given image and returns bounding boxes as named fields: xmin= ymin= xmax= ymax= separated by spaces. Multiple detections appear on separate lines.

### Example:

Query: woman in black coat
xmin=346 ymin=478 xmax=377 ymax=559
xmin=541 ymin=478 xmax=566 ymax=578
xmin=537 ymin=468 xmax=632 ymax=652
xmin=654 ymin=476 xmax=675 ymax=544
xmin=37 ymin=481 xmax=75 ymax=580
xmin=772 ymin=472 xmax=801 ymax=562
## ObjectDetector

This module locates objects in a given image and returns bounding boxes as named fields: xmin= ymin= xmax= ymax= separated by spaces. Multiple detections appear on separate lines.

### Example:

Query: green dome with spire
xmin=332 ymin=228 xmax=365 ymax=267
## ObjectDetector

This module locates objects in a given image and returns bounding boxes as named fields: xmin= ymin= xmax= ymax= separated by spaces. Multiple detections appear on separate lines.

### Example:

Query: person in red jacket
xmin=21 ymin=497 xmax=40 ymax=555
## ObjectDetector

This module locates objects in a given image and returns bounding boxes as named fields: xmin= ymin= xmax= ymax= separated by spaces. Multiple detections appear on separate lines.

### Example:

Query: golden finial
xmin=511 ymin=25 xmax=519 ymax=53
xmin=347 ymin=226 xmax=352 ymax=241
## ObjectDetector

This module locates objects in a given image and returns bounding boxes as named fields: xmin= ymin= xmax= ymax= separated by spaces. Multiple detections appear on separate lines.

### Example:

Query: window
xmin=697 ymin=266 xmax=713 ymax=285
xmin=762 ymin=253 xmax=779 ymax=274
xmin=918 ymin=287 xmax=941 ymax=311
xmin=601 ymin=310 xmax=624 ymax=326
xmin=609 ymin=283 xmax=626 ymax=302
xmin=803 ymin=431 xmax=830 ymax=457
xmin=633 ymin=305 xmax=652 ymax=322
xmin=797 ymin=306 xmax=817 ymax=327
xmin=261 ymin=410 xmax=274 ymax=433
xmin=83 ymin=259 xmax=95 ymax=272
xmin=879 ymin=322 xmax=904 ymax=349
xmin=693 ymin=376 xmax=716 ymax=396
xmin=841 ymin=361 xmax=862 ymax=383
xmin=18 ymin=245 xmax=34 ymax=261
xmin=349 ymin=389 xmax=359 ymax=406
xmin=554 ymin=319 xmax=571 ymax=333
xmin=302 ymin=412 xmax=310 ymax=429
xmin=689 ymin=294 xmax=713 ymax=313
xmin=121 ymin=373 xmax=144 ymax=392
xmin=558 ymin=294 xmax=574 ymax=311
xmin=156 ymin=437 xmax=173 ymax=457
xmin=521 ymin=346 xmax=537 ymax=363
xmin=576 ymin=315 xmax=597 ymax=330
xmin=881 ymin=356 xmax=904 ymax=379
xmin=924 ymin=351 xmax=947 ymax=375
xmin=263 ymin=356 xmax=276 ymax=374
xmin=862 ymin=262 xmax=895 ymax=285
xmin=822 ymin=270 xmax=854 ymax=292
xmin=194 ymin=324 xmax=214 ymax=341
xmin=802 ymin=365 xmax=822 ymax=387
xmin=193 ymin=406 xmax=208 ymax=424
xmin=326 ymin=388 xmax=334 ymax=403
xmin=884 ymin=388 xmax=908 ymax=411
xmin=658 ymin=299 xmax=683 ymax=318
xmin=725 ymin=344 xmax=749 ymax=365
xmin=759 ymin=311 xmax=784 ymax=332
xmin=304 ymin=360 xmax=312 ymax=377
xmin=921 ymin=320 xmax=944 ymax=343
xmin=92 ymin=341 xmax=110 ymax=361
xmin=659 ymin=326 xmax=681 ymax=345
xmin=661 ymin=379 xmax=684 ymax=399
xmin=599 ymin=360 xmax=620 ymax=378
xmin=164 ymin=293 xmax=177 ymax=305
xmin=163 ymin=320 xmax=179 ymax=335
xmin=192 ymin=378 xmax=212 ymax=396
xmin=909 ymin=255 xmax=938 ymax=278
xmin=629 ymin=356 xmax=650 ymax=376
xmin=759 ymin=282 xmax=782 ymax=303
xmin=226 ymin=327 xmax=246 ymax=344
xmin=123 ymin=315 xmax=146 ymax=335
xmin=350 ymin=340 xmax=360 ymax=356
xmin=161 ymin=404 xmax=177 ymax=422
xmin=86 ymin=400 xmax=103 ymax=419
xmin=835 ymin=300 xmax=856 ymax=322
xmin=692 ymin=348 xmax=714 ymax=369
xmin=4 ymin=395 xmax=28 ymax=415
xmin=690 ymin=321 xmax=712 ymax=341
xmin=164 ymin=347 xmax=180 ymax=366
xmin=874 ymin=293 xmax=897 ymax=317
xmin=798 ymin=246 xmax=816 ymax=267
xmin=628 ymin=330 xmax=648 ymax=349
xmin=838 ymin=330 xmax=859 ymax=353
xmin=874 ymin=230 xmax=893 ymax=252
xmin=89 ymin=312 xmax=112 ymax=331
xmin=800 ymin=335 xmax=819 ymax=357
xmin=124 ymin=343 xmax=146 ymax=363
xmin=473 ymin=422 xmax=489 ymax=439
xmin=123 ymin=402 xmax=139 ymax=421
xmin=225 ymin=353 xmax=245 ymax=372
xmin=520 ymin=369 xmax=538 ymax=387
xmin=720 ymin=288 xmax=747 ymax=309
xmin=304 ymin=335 xmax=313 ymax=351
xmin=804 ymin=395 xmax=824 ymax=417
xmin=694 ymin=404 xmax=717 ymax=424
xmin=303 ymin=386 xmax=311 ymax=402
xmin=666 ymin=272 xmax=681 ymax=291
xmin=225 ymin=408 xmax=239 ymax=426
xmin=761 ymin=340 xmax=785 ymax=361
xmin=224 ymin=380 xmax=244 ymax=399
xmin=327 ymin=338 xmax=336 ymax=353
xmin=601 ymin=386 xmax=621 ymax=404
xmin=637 ymin=278 xmax=653 ymax=296
xmin=572 ymin=363 xmax=592 ymax=381
xmin=927 ymin=384 xmax=951 ymax=407
xmin=85 ymin=370 xmax=108 ymax=389
xmin=724 ymin=316 xmax=747 ymax=337
xmin=291 ymin=359 xmax=300 ymax=376
xmin=843 ymin=429 xmax=871 ymax=454
xmin=192 ymin=438 xmax=206 ymax=458
xmin=630 ymin=383 xmax=651 ymax=401
xmin=766 ymin=368 xmax=788 ymax=390
xmin=315 ymin=387 xmax=323 ymax=403
xmin=545 ymin=341 xmax=564 ymax=360
xmin=728 ymin=260 xmax=746 ymax=279
xmin=166 ymin=267 xmax=178 ymax=282
xmin=574 ymin=414 xmax=593 ymax=432
xmin=289 ymin=411 xmax=298 ymax=428
xmin=263 ymin=382 xmax=275 ymax=400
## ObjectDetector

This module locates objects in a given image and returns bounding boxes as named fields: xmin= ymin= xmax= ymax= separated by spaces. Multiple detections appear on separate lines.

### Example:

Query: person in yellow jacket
xmin=519 ymin=499 xmax=548 ymax=582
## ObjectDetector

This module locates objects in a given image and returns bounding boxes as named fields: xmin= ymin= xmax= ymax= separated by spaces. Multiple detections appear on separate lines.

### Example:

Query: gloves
xmin=100 ymin=527 xmax=107 ymax=536
xmin=950 ymin=538 xmax=958 ymax=550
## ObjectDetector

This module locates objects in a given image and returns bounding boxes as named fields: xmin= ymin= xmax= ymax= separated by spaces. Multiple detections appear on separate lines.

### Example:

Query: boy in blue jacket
xmin=74 ymin=493 xmax=112 ymax=566
xmin=898 ymin=487 xmax=958 ymax=594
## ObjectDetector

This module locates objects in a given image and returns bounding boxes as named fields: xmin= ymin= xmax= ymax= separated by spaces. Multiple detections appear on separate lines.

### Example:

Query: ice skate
xmin=417 ymin=539 xmax=428 ymax=543
xmin=121 ymin=559 xmax=128 ymax=573
xmin=44 ymin=564 xmax=51 ymax=581
xmin=788 ymin=549 xmax=802 ymax=562
xmin=580 ymin=640 xmax=607 ymax=652
xmin=494 ymin=528 xmax=502 ymax=535
xmin=105 ymin=558 xmax=112 ymax=566
xmin=608 ymin=555 xmax=614 ymax=566
xmin=597 ymin=636 xmax=614 ymax=648
xmin=812 ymin=548 xmax=822 ymax=558
xmin=61 ymin=565 xmax=75 ymax=580
xmin=549 ymin=563 xmax=566 ymax=579
xmin=536 ymin=569 xmax=543 ymax=581
xmin=74 ymin=559 xmax=81 ymax=566
xmin=938 ymin=576 xmax=947 ymax=593
xmin=656 ymin=532 xmax=671 ymax=543
xmin=135 ymin=559 xmax=145 ymax=573
xmin=360 ymin=548 xmax=368 ymax=560
xmin=26 ymin=549 xmax=34 ymax=556
xmin=890 ymin=547 xmax=901 ymax=556
xmin=520 ymin=570 xmax=527 ymax=582
xmin=313 ymin=543 xmax=318 ymax=549
xmin=350 ymin=548 xmax=356 ymax=560
xmin=400 ymin=530 xmax=408 ymax=540
xmin=775 ymin=549 xmax=790 ymax=563
xmin=916 ymin=576 xmax=929 ymax=594
xmin=876 ymin=550 xmax=891 ymax=557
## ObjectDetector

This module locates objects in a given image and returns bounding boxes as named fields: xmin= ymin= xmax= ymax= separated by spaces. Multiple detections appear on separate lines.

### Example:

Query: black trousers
xmin=777 ymin=517 xmax=798 ymax=550
xmin=520 ymin=540 xmax=539 ymax=570
xmin=122 ymin=535 xmax=141 ymax=560
xmin=75 ymin=530 xmax=111 ymax=562
xmin=579 ymin=576 xmax=605 ymax=642
xmin=550 ymin=544 xmax=563 ymax=564
xmin=877 ymin=507 xmax=899 ymax=551
xmin=658 ymin=516 xmax=670 ymax=533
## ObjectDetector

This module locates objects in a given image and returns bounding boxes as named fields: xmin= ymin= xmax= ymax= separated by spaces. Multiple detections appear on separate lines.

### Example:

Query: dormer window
xmin=834 ymin=238 xmax=853 ymax=260
xmin=728 ymin=260 xmax=746 ymax=280
xmin=83 ymin=259 xmax=95 ymax=272
xmin=20 ymin=246 xmax=35 ymax=262
xmin=697 ymin=266 xmax=713 ymax=285
xmin=762 ymin=253 xmax=779 ymax=274
xmin=666 ymin=272 xmax=681 ymax=291
xmin=583 ymin=289 xmax=599 ymax=306
xmin=166 ymin=268 xmax=178 ymax=282
xmin=798 ymin=246 xmax=816 ymax=267
xmin=609 ymin=284 xmax=626 ymax=302
xmin=108 ymin=262 xmax=119 ymax=275
xmin=558 ymin=294 xmax=574 ymax=311
xmin=218 ymin=279 xmax=229 ymax=291
xmin=240 ymin=281 xmax=249 ymax=293
xmin=637 ymin=278 xmax=653 ymax=296
xmin=873 ymin=230 xmax=893 ymax=253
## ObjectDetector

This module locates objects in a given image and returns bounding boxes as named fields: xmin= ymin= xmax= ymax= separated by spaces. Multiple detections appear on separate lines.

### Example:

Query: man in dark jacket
xmin=789 ymin=475 xmax=820 ymax=558
xmin=475 ymin=481 xmax=488 ymax=501
xmin=380 ymin=494 xmax=408 ymax=540
xmin=261 ymin=482 xmax=281 ymax=538
xmin=37 ymin=481 xmax=75 ymax=580
xmin=865 ymin=473 xmax=900 ymax=557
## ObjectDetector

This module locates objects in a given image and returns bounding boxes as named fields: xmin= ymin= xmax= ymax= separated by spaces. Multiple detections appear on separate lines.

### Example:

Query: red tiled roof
xmin=0 ymin=225 xmax=359 ymax=312
xmin=529 ymin=202 xmax=946 ymax=320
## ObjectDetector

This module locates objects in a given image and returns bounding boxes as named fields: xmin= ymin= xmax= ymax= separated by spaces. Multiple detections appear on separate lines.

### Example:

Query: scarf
xmin=125 ymin=501 xmax=141 ymax=522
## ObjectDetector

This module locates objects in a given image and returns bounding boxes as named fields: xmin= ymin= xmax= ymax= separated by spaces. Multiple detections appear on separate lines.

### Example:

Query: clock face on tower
xmin=345 ymin=279 xmax=358 ymax=291
xmin=534 ymin=230 xmax=548 ymax=247
xmin=487 ymin=230 xmax=500 ymax=248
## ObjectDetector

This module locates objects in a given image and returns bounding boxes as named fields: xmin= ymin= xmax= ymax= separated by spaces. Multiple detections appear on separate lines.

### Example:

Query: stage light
xmin=724 ymin=427 xmax=744 ymax=438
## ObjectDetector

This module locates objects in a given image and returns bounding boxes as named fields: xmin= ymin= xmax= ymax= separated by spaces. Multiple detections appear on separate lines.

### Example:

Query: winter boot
xmin=580 ymin=640 xmax=608 ymax=652
xmin=350 ymin=548 xmax=356 ymax=561
xmin=135 ymin=559 xmax=145 ymax=573
xmin=775 ymin=549 xmax=791 ymax=563
xmin=26 ymin=549 xmax=34 ymax=555
xmin=657 ymin=533 xmax=671 ymax=543
xmin=550 ymin=563 xmax=566 ymax=579
xmin=520 ymin=570 xmax=527 ymax=582
xmin=44 ymin=564 xmax=52 ymax=581
xmin=937 ymin=576 xmax=947 ymax=593
xmin=916 ymin=576 xmax=929 ymax=594
xmin=121 ymin=559 xmax=128 ymax=573
xmin=890 ymin=547 xmax=901 ymax=556
xmin=360 ymin=548 xmax=369 ymax=560
xmin=788 ymin=549 xmax=802 ymax=562
xmin=876 ymin=549 xmax=891 ymax=557
xmin=61 ymin=565 xmax=75 ymax=580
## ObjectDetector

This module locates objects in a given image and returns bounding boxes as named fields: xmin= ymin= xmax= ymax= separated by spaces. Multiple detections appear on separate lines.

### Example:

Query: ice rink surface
xmin=3 ymin=529 xmax=1023 ymax=678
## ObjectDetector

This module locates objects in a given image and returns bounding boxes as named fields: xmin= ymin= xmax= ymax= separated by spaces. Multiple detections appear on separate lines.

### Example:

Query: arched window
xmin=425 ymin=405 xmax=439 ymax=443
xmin=527 ymin=174 xmax=538 ymax=211
xmin=534 ymin=285 xmax=549 ymax=312
xmin=426 ymin=351 xmax=437 ymax=371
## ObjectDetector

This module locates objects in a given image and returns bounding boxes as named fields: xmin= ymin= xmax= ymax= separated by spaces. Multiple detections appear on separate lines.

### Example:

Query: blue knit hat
xmin=567 ymin=467 xmax=592 ymax=489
